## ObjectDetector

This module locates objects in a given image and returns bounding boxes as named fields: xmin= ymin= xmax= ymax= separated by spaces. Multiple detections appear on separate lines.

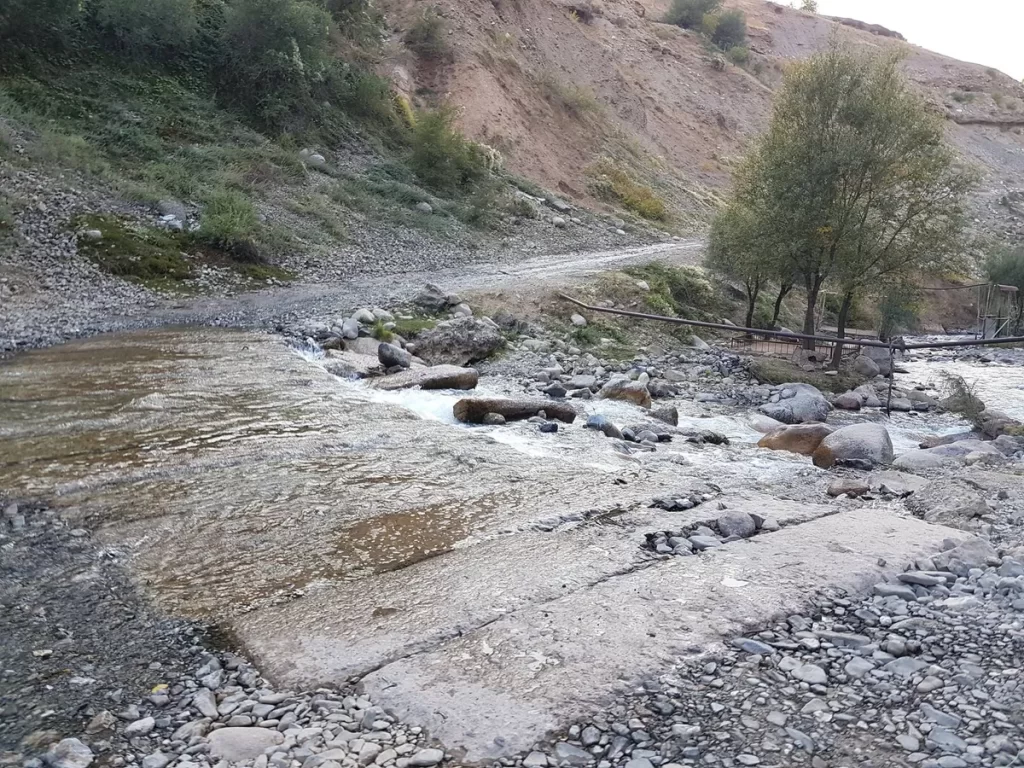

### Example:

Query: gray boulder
xmin=758 ymin=383 xmax=829 ymax=424
xmin=652 ymin=405 xmax=678 ymax=426
xmin=717 ymin=510 xmax=756 ymax=538
xmin=413 ymin=283 xmax=454 ymax=313
xmin=812 ymin=423 xmax=894 ymax=469
xmin=412 ymin=317 xmax=503 ymax=366
xmin=833 ymin=391 xmax=862 ymax=410
xmin=378 ymin=342 xmax=412 ymax=369
xmin=853 ymin=354 xmax=880 ymax=378
xmin=892 ymin=448 xmax=957 ymax=472
xmin=864 ymin=346 xmax=893 ymax=376
xmin=904 ymin=479 xmax=988 ymax=525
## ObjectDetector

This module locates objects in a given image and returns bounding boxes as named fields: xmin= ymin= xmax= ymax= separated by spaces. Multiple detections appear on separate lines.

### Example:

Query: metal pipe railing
xmin=558 ymin=294 xmax=1024 ymax=351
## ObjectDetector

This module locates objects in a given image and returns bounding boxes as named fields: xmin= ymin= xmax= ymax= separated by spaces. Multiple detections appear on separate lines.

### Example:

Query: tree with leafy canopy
xmin=706 ymin=200 xmax=766 ymax=329
xmin=731 ymin=43 xmax=975 ymax=360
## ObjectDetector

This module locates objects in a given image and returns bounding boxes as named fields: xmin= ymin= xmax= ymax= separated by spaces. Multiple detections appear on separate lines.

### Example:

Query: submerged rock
xmin=585 ymin=414 xmax=623 ymax=439
xmin=370 ymin=365 xmax=479 ymax=391
xmin=812 ymin=423 xmax=894 ymax=469
xmin=758 ymin=423 xmax=834 ymax=456
xmin=758 ymin=383 xmax=829 ymax=424
xmin=597 ymin=377 xmax=652 ymax=408
xmin=454 ymin=397 xmax=576 ymax=424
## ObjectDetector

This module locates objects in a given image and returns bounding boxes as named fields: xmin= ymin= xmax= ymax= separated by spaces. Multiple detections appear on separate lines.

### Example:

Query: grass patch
xmin=624 ymin=263 xmax=720 ymax=318
xmin=73 ymin=213 xmax=294 ymax=291
xmin=748 ymin=357 xmax=861 ymax=394
xmin=405 ymin=6 xmax=449 ymax=60
xmin=0 ymin=194 xmax=15 ymax=232
xmin=73 ymin=213 xmax=194 ymax=289
xmin=371 ymin=320 xmax=394 ymax=342
xmin=589 ymin=160 xmax=667 ymax=221
xmin=537 ymin=72 xmax=601 ymax=119
xmin=391 ymin=316 xmax=437 ymax=337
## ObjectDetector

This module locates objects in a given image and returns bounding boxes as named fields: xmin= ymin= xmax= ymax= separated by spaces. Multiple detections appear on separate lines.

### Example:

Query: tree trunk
xmin=830 ymin=291 xmax=854 ymax=369
xmin=770 ymin=282 xmax=793 ymax=328
xmin=744 ymin=283 xmax=761 ymax=330
xmin=801 ymin=275 xmax=822 ymax=350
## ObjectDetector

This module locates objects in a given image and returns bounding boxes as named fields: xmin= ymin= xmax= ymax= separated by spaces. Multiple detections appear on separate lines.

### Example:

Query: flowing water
xmin=2 ymin=327 xmax=1021 ymax=624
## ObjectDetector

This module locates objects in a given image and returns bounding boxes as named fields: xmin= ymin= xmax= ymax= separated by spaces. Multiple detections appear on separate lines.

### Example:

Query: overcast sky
xmin=813 ymin=0 xmax=1024 ymax=80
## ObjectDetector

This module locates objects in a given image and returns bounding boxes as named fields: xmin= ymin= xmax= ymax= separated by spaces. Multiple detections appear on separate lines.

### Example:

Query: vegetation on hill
xmin=706 ymin=43 xmax=977 ymax=365
xmin=665 ymin=0 xmax=749 ymax=66
xmin=0 ymin=0 xmax=519 ymax=275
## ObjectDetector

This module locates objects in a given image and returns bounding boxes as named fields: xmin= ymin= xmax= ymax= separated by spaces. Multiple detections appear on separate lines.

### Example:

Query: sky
xmin=813 ymin=0 xmax=1024 ymax=80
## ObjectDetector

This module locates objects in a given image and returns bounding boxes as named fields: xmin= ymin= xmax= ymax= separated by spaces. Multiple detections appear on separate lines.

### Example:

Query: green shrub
xmin=409 ymin=107 xmax=488 ymax=194
xmin=404 ymin=7 xmax=449 ymax=59
xmin=198 ymin=189 xmax=262 ymax=259
xmin=219 ymin=0 xmax=332 ymax=128
xmin=664 ymin=0 xmax=720 ymax=30
xmin=0 ymin=0 xmax=80 ymax=63
xmin=941 ymin=373 xmax=986 ymax=427
xmin=726 ymin=45 xmax=749 ymax=65
xmin=589 ymin=161 xmax=667 ymax=221
xmin=800 ymin=0 xmax=818 ymax=11
xmin=710 ymin=9 xmax=746 ymax=49
xmin=537 ymin=72 xmax=600 ymax=118
xmin=94 ymin=0 xmax=199 ymax=58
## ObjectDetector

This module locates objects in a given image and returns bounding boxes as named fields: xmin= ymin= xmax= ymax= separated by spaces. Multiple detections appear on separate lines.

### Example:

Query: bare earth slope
xmin=383 ymin=0 xmax=1024 ymax=239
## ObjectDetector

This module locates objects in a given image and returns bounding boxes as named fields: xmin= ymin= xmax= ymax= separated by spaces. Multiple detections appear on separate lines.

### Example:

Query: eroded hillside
xmin=382 ymin=0 xmax=1024 ymax=238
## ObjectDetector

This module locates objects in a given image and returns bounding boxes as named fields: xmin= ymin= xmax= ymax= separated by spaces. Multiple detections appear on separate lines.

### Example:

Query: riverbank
xmin=3 ymin=319 xmax=1023 ymax=766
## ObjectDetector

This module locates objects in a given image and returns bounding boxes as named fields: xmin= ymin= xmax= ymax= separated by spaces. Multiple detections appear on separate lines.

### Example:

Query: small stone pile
xmin=644 ymin=507 xmax=780 ymax=557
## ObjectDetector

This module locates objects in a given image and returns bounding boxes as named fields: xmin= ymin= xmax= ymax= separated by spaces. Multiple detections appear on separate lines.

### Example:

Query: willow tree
xmin=730 ymin=43 xmax=975 ymax=352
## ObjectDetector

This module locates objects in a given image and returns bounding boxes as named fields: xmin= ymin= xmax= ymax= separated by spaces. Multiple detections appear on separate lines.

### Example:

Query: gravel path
xmin=0 ymin=162 xmax=701 ymax=356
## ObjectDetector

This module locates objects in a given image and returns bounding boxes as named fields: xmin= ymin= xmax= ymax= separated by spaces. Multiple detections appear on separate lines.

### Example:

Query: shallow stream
xmin=1 ymin=327 xmax=1021 ymax=620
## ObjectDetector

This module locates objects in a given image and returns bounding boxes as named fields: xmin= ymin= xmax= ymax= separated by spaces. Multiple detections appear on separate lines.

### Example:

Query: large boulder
xmin=758 ymin=383 xmax=829 ymax=424
xmin=370 ymin=365 xmax=479 ymax=391
xmin=864 ymin=346 xmax=893 ymax=376
xmin=853 ymin=355 xmax=880 ymax=378
xmin=413 ymin=283 xmax=455 ymax=312
xmin=378 ymin=342 xmax=412 ymax=369
xmin=812 ymin=423 xmax=894 ymax=469
xmin=833 ymin=391 xmax=863 ymax=411
xmin=758 ymin=423 xmax=834 ymax=456
xmin=893 ymin=439 xmax=1004 ymax=472
xmin=597 ymin=377 xmax=652 ymax=409
xmin=411 ymin=317 xmax=503 ymax=366
xmin=454 ymin=397 xmax=577 ymax=424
